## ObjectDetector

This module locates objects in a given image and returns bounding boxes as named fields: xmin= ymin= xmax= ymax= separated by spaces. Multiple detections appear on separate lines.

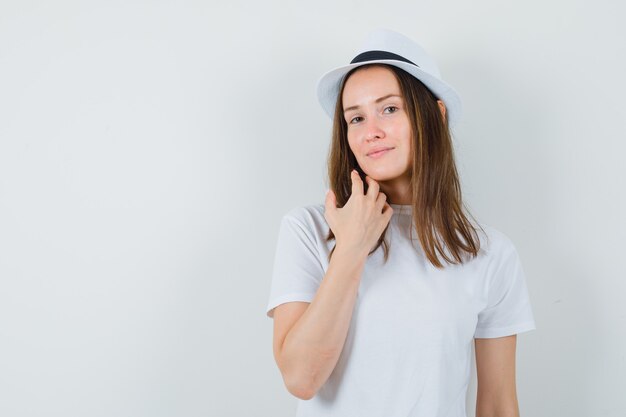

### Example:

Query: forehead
xmin=342 ymin=66 xmax=401 ymax=105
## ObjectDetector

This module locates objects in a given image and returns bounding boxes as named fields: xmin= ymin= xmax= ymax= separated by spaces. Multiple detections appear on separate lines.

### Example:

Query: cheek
xmin=347 ymin=134 xmax=360 ymax=155
xmin=398 ymin=123 xmax=412 ymax=146
xmin=395 ymin=118 xmax=411 ymax=135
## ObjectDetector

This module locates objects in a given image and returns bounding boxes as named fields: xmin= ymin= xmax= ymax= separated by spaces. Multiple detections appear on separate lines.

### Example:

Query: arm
xmin=474 ymin=335 xmax=520 ymax=417
xmin=273 ymin=244 xmax=368 ymax=400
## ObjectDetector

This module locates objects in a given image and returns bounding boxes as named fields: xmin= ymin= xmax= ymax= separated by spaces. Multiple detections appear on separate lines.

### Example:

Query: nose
xmin=364 ymin=117 xmax=385 ymax=141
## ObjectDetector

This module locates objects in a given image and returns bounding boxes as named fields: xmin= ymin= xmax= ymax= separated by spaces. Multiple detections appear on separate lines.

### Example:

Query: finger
xmin=350 ymin=169 xmax=364 ymax=197
xmin=382 ymin=201 xmax=393 ymax=216
xmin=365 ymin=175 xmax=380 ymax=202
xmin=375 ymin=190 xmax=387 ymax=211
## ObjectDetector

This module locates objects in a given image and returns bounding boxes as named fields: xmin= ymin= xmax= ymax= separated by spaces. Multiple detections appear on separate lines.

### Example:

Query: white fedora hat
xmin=316 ymin=28 xmax=462 ymax=128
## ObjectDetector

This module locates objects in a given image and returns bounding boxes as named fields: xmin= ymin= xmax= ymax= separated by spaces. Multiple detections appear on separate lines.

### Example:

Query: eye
xmin=349 ymin=116 xmax=363 ymax=124
xmin=384 ymin=106 xmax=398 ymax=113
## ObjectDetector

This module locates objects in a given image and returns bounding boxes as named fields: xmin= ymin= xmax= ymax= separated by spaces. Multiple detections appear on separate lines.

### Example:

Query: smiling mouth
xmin=368 ymin=148 xmax=394 ymax=157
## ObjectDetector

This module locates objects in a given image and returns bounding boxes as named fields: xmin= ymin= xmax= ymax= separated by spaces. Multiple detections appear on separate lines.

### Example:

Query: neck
xmin=378 ymin=175 xmax=412 ymax=205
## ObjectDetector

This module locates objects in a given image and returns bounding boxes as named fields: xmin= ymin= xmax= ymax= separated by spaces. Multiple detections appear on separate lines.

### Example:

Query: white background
xmin=1 ymin=1 xmax=625 ymax=416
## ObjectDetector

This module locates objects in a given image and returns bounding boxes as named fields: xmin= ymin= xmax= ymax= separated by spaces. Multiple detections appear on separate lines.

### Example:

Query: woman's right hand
xmin=324 ymin=169 xmax=394 ymax=254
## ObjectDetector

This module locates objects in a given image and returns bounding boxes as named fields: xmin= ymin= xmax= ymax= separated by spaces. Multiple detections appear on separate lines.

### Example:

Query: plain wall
xmin=1 ymin=1 xmax=625 ymax=416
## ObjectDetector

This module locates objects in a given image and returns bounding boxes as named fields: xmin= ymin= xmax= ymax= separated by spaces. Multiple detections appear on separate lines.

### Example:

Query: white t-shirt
xmin=266 ymin=203 xmax=536 ymax=417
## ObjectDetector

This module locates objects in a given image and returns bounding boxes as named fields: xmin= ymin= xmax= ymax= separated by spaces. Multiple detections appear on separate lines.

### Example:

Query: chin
xmin=363 ymin=167 xmax=405 ymax=181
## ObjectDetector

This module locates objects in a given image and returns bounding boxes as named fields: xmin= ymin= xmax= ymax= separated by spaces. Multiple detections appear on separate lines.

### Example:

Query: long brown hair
xmin=325 ymin=63 xmax=484 ymax=269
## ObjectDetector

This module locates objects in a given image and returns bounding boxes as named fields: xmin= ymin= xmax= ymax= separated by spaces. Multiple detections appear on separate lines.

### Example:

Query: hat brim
xmin=315 ymin=59 xmax=462 ymax=128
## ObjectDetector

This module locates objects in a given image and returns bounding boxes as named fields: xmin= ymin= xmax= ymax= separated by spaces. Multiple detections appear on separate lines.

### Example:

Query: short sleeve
xmin=474 ymin=243 xmax=537 ymax=338
xmin=265 ymin=213 xmax=325 ymax=319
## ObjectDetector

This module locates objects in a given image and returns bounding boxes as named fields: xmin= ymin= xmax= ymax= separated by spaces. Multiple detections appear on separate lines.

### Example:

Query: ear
xmin=437 ymin=99 xmax=447 ymax=120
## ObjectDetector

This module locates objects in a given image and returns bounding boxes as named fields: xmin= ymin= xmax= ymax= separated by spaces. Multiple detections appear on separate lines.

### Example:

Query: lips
xmin=367 ymin=147 xmax=394 ymax=156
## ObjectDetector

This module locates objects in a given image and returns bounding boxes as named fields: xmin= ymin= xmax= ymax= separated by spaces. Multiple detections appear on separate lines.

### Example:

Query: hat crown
xmin=315 ymin=28 xmax=462 ymax=127
xmin=354 ymin=29 xmax=441 ymax=79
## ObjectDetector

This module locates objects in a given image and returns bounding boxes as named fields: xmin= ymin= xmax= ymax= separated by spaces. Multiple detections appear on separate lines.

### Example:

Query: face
xmin=342 ymin=65 xmax=413 ymax=197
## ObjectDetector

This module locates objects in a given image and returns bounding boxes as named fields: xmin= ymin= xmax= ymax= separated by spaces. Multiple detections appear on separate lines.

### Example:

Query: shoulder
xmin=281 ymin=203 xmax=328 ymax=236
xmin=283 ymin=203 xmax=325 ymax=223
xmin=474 ymin=222 xmax=519 ymax=261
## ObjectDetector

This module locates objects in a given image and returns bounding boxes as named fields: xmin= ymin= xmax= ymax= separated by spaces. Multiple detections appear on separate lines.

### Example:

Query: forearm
xmin=476 ymin=391 xmax=520 ymax=417
xmin=280 ymin=244 xmax=367 ymax=398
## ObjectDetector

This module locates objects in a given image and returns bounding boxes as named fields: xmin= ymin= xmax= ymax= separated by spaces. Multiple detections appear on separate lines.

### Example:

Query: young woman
xmin=266 ymin=29 xmax=536 ymax=417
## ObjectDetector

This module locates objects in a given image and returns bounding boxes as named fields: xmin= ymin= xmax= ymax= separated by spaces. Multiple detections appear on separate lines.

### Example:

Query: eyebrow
xmin=343 ymin=94 xmax=402 ymax=114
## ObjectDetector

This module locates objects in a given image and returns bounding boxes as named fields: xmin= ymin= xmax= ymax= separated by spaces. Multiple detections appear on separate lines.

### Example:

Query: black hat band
xmin=350 ymin=50 xmax=419 ymax=67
